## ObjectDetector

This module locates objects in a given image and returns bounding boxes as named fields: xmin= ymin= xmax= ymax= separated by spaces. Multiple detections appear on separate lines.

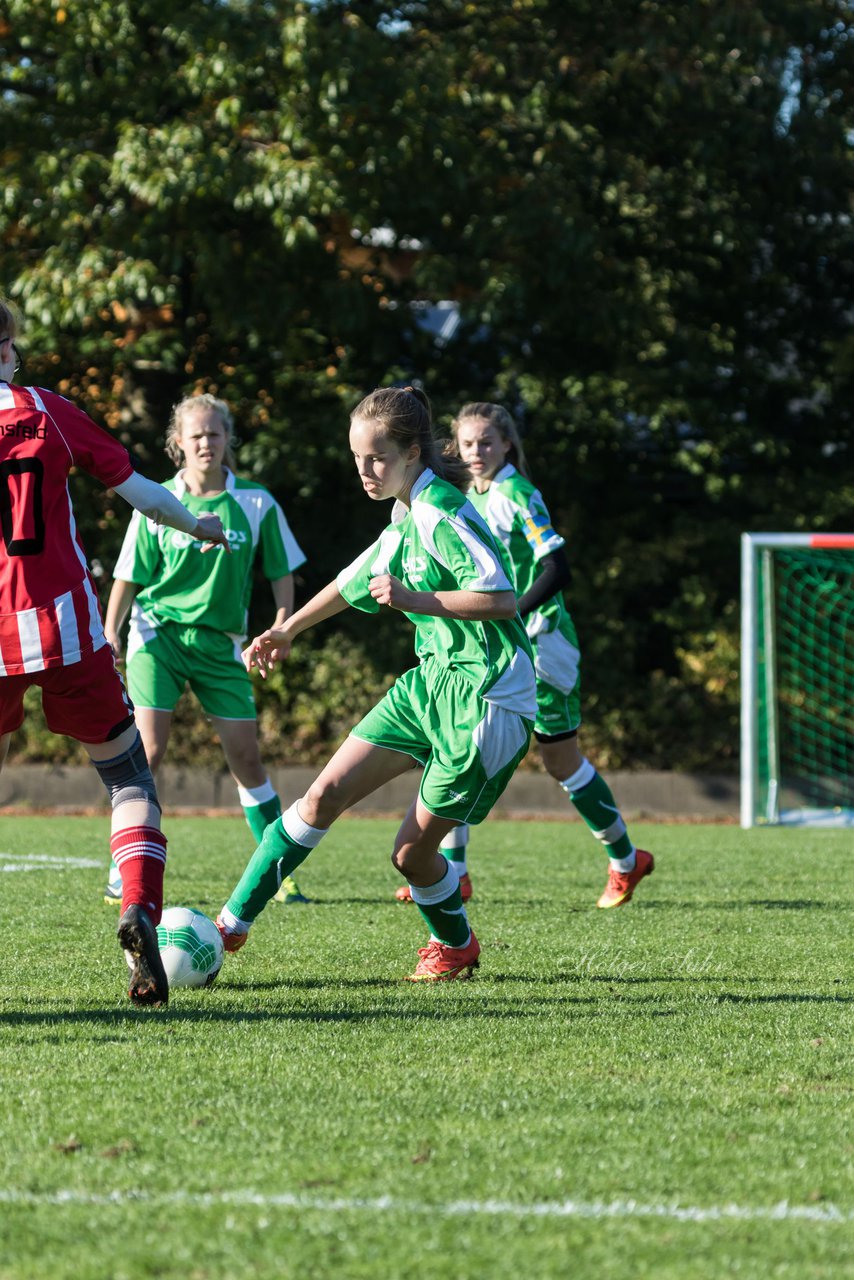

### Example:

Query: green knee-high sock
xmin=410 ymin=859 xmax=470 ymax=948
xmin=237 ymin=780 xmax=282 ymax=844
xmin=225 ymin=802 xmax=326 ymax=925
xmin=560 ymin=759 xmax=635 ymax=863
xmin=439 ymin=823 xmax=469 ymax=873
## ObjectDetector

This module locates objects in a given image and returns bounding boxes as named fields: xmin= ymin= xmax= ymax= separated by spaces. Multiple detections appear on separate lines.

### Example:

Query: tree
xmin=3 ymin=0 xmax=852 ymax=768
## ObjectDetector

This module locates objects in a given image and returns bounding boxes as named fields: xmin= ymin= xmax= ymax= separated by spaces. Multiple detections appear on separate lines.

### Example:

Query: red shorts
xmin=0 ymin=643 xmax=135 ymax=743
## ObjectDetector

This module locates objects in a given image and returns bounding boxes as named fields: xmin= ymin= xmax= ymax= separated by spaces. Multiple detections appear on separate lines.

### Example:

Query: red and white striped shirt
xmin=0 ymin=382 xmax=133 ymax=675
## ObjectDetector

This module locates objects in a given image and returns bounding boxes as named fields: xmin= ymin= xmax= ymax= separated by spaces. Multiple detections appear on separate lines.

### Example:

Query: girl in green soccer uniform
xmin=216 ymin=386 xmax=536 ymax=981
xmin=104 ymin=394 xmax=309 ymax=903
xmin=428 ymin=402 xmax=653 ymax=909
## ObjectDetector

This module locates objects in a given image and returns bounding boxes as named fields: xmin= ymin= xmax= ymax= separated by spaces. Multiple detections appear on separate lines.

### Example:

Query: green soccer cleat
xmin=103 ymin=883 xmax=122 ymax=905
xmin=273 ymin=875 xmax=311 ymax=905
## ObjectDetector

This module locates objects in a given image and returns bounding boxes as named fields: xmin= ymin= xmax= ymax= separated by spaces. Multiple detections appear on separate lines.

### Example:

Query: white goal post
xmin=740 ymin=532 xmax=854 ymax=828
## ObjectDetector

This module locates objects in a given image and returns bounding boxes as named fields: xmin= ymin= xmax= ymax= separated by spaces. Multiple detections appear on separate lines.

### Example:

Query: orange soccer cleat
xmin=596 ymin=848 xmax=655 ymax=909
xmin=404 ymin=932 xmax=481 ymax=982
xmin=395 ymin=872 xmax=473 ymax=903
xmin=215 ymin=915 xmax=249 ymax=953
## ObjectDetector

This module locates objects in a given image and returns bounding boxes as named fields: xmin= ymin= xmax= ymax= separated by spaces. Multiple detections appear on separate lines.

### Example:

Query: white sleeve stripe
xmin=272 ymin=504 xmax=306 ymax=572
xmin=413 ymin=504 xmax=512 ymax=590
xmin=337 ymin=529 xmax=402 ymax=592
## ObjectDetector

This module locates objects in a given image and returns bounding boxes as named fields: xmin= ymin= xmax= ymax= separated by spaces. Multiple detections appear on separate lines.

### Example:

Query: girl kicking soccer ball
xmin=396 ymin=402 xmax=653 ymax=909
xmin=216 ymin=386 xmax=536 ymax=980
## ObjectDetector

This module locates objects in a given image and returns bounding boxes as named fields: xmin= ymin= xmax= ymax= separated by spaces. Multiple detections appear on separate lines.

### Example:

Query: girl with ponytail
xmin=429 ymin=401 xmax=654 ymax=911
xmin=216 ymin=385 xmax=537 ymax=982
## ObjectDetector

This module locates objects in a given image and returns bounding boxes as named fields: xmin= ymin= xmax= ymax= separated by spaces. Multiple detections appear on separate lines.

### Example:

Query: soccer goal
xmin=740 ymin=533 xmax=854 ymax=828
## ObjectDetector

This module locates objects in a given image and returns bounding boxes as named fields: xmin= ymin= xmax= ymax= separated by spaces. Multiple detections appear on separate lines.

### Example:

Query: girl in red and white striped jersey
xmin=0 ymin=297 xmax=230 ymax=1005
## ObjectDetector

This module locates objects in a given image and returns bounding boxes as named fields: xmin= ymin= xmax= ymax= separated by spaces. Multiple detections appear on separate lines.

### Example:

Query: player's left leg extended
xmin=212 ymin=714 xmax=309 ymax=905
xmin=217 ymin=736 xmax=418 ymax=950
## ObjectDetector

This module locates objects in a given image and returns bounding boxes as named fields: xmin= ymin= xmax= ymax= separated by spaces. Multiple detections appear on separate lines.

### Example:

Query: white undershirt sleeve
xmin=114 ymin=472 xmax=199 ymax=535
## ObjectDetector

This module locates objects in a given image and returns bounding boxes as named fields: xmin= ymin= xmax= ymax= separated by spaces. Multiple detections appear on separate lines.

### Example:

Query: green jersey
xmin=468 ymin=464 xmax=572 ymax=641
xmin=336 ymin=468 xmax=536 ymax=718
xmin=114 ymin=469 xmax=305 ymax=638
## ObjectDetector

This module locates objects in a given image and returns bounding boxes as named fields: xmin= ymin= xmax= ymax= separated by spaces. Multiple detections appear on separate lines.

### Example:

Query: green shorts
xmin=532 ymin=626 xmax=582 ymax=738
xmin=351 ymin=658 xmax=533 ymax=825
xmin=126 ymin=613 xmax=256 ymax=721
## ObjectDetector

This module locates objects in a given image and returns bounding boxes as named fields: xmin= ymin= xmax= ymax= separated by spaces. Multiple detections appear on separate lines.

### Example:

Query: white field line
xmin=0 ymin=853 xmax=102 ymax=871
xmin=0 ymin=1189 xmax=851 ymax=1225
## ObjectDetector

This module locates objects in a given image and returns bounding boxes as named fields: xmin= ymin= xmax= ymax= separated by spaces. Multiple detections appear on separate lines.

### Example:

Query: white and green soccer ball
xmin=155 ymin=907 xmax=224 ymax=988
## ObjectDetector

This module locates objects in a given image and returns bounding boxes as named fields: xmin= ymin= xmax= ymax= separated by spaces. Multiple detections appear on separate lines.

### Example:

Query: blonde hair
xmin=451 ymin=401 xmax=530 ymax=479
xmin=351 ymin=386 xmax=472 ymax=492
xmin=0 ymin=296 xmax=20 ymax=341
xmin=165 ymin=393 xmax=237 ymax=471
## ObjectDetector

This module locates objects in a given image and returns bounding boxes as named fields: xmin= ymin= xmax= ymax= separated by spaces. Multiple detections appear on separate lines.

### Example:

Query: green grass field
xmin=1 ymin=815 xmax=852 ymax=1279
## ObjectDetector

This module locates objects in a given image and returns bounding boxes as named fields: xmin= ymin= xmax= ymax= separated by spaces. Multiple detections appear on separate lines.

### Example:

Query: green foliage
xmin=255 ymin=629 xmax=398 ymax=765
xmin=2 ymin=1 xmax=853 ymax=768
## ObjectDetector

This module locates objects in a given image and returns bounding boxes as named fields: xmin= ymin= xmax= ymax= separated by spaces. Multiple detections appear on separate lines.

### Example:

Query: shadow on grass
xmin=0 ymin=995 xmax=600 ymax=1028
xmin=184 ymin=895 xmax=853 ymax=913
xmin=715 ymin=992 xmax=854 ymax=1005
xmin=627 ymin=899 xmax=848 ymax=911
xmin=288 ymin=895 xmax=585 ymax=910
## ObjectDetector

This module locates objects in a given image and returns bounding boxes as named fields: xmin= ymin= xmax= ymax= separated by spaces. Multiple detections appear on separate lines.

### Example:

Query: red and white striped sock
xmin=110 ymin=826 xmax=167 ymax=924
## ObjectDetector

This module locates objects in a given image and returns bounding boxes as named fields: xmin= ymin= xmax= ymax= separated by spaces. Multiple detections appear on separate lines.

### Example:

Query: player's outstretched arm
xmin=369 ymin=576 xmax=517 ymax=620
xmin=104 ymin=579 xmax=140 ymax=658
xmin=113 ymin=473 xmax=229 ymax=549
xmin=243 ymin=579 xmax=350 ymax=676
xmin=269 ymin=572 xmax=295 ymax=630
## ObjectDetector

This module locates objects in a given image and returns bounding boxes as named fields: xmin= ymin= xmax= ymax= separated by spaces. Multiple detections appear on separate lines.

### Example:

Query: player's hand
xmin=104 ymin=630 xmax=123 ymax=660
xmin=242 ymin=628 xmax=292 ymax=677
xmin=193 ymin=514 xmax=231 ymax=553
xmin=368 ymin=574 xmax=413 ymax=611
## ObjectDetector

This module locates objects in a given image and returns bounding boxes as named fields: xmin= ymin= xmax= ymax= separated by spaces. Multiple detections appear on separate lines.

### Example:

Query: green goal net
xmin=741 ymin=534 xmax=854 ymax=827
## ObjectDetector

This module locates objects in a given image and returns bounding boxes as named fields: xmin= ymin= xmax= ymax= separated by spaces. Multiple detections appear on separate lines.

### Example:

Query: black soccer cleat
xmin=118 ymin=904 xmax=169 ymax=1007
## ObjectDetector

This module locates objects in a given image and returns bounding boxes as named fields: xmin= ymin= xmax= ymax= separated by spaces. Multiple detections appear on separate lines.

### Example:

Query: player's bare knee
xmin=93 ymin=732 xmax=160 ymax=814
xmin=300 ymin=781 xmax=340 ymax=829
xmin=391 ymin=845 xmax=409 ymax=876
xmin=392 ymin=839 xmax=426 ymax=877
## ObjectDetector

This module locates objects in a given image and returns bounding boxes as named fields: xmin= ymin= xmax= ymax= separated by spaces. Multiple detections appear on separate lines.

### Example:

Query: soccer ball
xmin=155 ymin=907 xmax=224 ymax=988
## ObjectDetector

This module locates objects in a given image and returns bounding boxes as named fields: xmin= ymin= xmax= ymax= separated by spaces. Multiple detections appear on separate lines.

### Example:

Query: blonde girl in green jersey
xmin=215 ymin=386 xmax=536 ymax=981
xmin=432 ymin=402 xmax=653 ymax=909
xmin=103 ymin=394 xmax=309 ymax=904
